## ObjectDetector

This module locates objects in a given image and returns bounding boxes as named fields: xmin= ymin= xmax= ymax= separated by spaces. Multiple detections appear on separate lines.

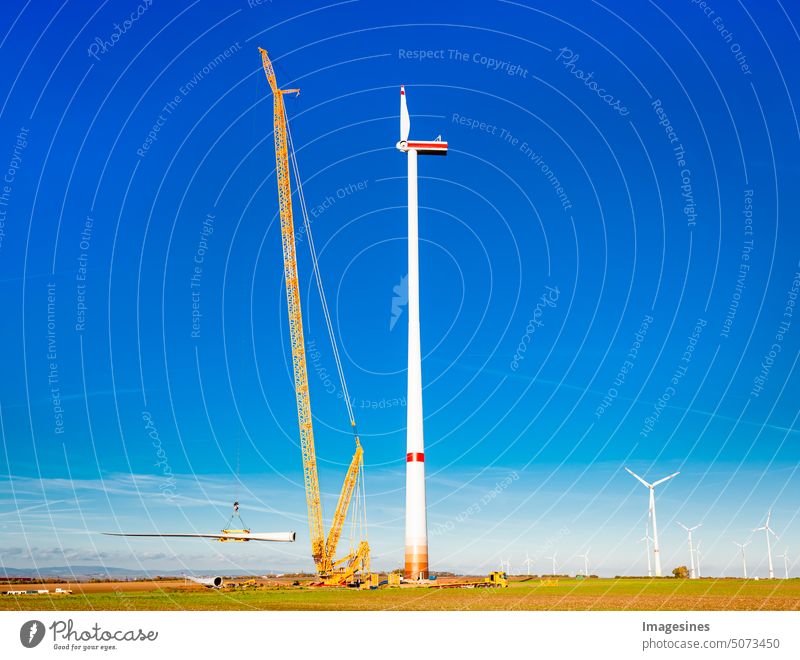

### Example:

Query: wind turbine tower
xmin=777 ymin=549 xmax=789 ymax=579
xmin=733 ymin=541 xmax=750 ymax=579
xmin=754 ymin=509 xmax=779 ymax=579
xmin=524 ymin=552 xmax=533 ymax=576
xmin=625 ymin=467 xmax=679 ymax=577
xmin=695 ymin=540 xmax=703 ymax=578
xmin=677 ymin=522 xmax=702 ymax=579
xmin=638 ymin=525 xmax=654 ymax=577
xmin=546 ymin=553 xmax=558 ymax=576
xmin=397 ymin=85 xmax=447 ymax=580
xmin=578 ymin=549 xmax=590 ymax=576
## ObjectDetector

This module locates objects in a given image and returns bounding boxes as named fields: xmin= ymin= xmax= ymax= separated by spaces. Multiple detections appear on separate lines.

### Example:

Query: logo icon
xmin=390 ymin=274 xmax=408 ymax=331
xmin=20 ymin=620 xmax=45 ymax=648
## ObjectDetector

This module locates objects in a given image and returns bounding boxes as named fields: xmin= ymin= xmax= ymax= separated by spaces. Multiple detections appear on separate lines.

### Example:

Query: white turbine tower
xmin=625 ymin=467 xmax=679 ymax=577
xmin=677 ymin=522 xmax=702 ymax=579
xmin=524 ymin=552 xmax=533 ymax=576
xmin=754 ymin=509 xmax=779 ymax=579
xmin=638 ymin=525 xmax=654 ymax=577
xmin=695 ymin=540 xmax=703 ymax=578
xmin=578 ymin=548 xmax=590 ymax=576
xmin=733 ymin=541 xmax=751 ymax=579
xmin=546 ymin=553 xmax=558 ymax=576
xmin=777 ymin=549 xmax=789 ymax=579
xmin=397 ymin=85 xmax=447 ymax=580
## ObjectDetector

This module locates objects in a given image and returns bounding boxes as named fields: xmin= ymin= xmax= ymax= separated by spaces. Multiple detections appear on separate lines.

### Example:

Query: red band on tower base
xmin=406 ymin=452 xmax=424 ymax=463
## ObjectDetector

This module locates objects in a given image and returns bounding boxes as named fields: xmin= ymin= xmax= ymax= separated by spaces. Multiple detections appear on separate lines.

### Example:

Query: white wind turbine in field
xmin=577 ymin=549 xmax=590 ymax=576
xmin=524 ymin=552 xmax=533 ymax=576
xmin=397 ymin=85 xmax=448 ymax=580
xmin=695 ymin=540 xmax=703 ymax=578
xmin=777 ymin=549 xmax=789 ymax=579
xmin=677 ymin=522 xmax=702 ymax=579
xmin=754 ymin=509 xmax=779 ymax=579
xmin=638 ymin=525 xmax=654 ymax=577
xmin=546 ymin=553 xmax=558 ymax=576
xmin=733 ymin=541 xmax=751 ymax=579
xmin=625 ymin=467 xmax=679 ymax=577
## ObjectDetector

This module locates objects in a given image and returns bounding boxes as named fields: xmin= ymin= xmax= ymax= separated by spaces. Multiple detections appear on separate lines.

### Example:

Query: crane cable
xmin=285 ymin=111 xmax=369 ymax=553
xmin=285 ymin=115 xmax=358 ymax=435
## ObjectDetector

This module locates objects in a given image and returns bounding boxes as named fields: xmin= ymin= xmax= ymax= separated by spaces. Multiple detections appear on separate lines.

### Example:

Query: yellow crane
xmin=259 ymin=47 xmax=369 ymax=585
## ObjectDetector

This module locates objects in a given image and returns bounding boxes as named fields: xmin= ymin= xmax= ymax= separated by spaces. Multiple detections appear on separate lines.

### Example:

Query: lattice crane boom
xmin=259 ymin=48 xmax=368 ymax=582
xmin=259 ymin=47 xmax=325 ymax=567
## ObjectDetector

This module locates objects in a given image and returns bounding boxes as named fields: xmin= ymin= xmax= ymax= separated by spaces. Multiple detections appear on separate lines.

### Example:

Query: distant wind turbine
xmin=754 ymin=509 xmax=779 ymax=579
xmin=695 ymin=540 xmax=703 ymax=578
xmin=625 ymin=467 xmax=679 ymax=577
xmin=546 ymin=553 xmax=557 ymax=576
xmin=777 ymin=548 xmax=789 ymax=579
xmin=638 ymin=525 xmax=653 ymax=577
xmin=733 ymin=541 xmax=751 ymax=579
xmin=524 ymin=552 xmax=533 ymax=576
xmin=677 ymin=522 xmax=702 ymax=579
xmin=577 ymin=548 xmax=590 ymax=576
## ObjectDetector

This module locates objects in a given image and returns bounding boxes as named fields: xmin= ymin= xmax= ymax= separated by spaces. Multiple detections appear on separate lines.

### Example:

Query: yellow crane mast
xmin=258 ymin=48 xmax=369 ymax=584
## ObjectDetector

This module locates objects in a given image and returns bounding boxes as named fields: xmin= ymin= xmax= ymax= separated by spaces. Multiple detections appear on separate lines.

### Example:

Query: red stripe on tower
xmin=406 ymin=452 xmax=425 ymax=463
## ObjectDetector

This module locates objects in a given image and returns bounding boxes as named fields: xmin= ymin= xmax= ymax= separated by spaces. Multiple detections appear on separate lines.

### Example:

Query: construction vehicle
xmin=428 ymin=572 xmax=509 ymax=589
xmin=258 ymin=48 xmax=370 ymax=587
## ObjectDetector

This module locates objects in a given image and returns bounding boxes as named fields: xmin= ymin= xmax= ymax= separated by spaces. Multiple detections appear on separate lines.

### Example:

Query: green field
xmin=3 ymin=578 xmax=799 ymax=611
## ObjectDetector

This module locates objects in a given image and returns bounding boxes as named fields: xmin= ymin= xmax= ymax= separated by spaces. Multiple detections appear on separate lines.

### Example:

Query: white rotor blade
xmin=400 ymin=85 xmax=410 ymax=142
xmin=104 ymin=531 xmax=296 ymax=543
xmin=652 ymin=471 xmax=680 ymax=487
xmin=625 ymin=467 xmax=651 ymax=488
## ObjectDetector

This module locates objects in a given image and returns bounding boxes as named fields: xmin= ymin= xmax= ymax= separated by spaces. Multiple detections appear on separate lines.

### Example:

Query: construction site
xmin=249 ymin=47 xmax=493 ymax=590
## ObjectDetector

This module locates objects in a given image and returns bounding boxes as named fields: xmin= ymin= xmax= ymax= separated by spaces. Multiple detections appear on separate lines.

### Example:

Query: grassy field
xmin=2 ymin=578 xmax=799 ymax=611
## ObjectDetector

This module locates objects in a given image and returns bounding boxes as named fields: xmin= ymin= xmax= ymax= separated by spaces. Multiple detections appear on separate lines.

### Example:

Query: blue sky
xmin=0 ymin=0 xmax=798 ymax=578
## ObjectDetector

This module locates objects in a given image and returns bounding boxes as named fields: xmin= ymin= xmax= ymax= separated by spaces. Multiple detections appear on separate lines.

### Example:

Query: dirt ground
xmin=2 ymin=577 xmax=799 ymax=611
